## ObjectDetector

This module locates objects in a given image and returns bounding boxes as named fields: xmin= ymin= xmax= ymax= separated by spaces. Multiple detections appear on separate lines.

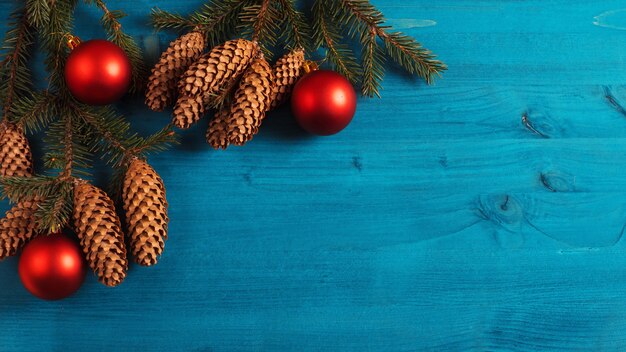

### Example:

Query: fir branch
xmin=150 ymin=8 xmax=190 ymax=30
xmin=335 ymin=0 xmax=446 ymax=86
xmin=86 ymin=0 xmax=147 ymax=93
xmin=312 ymin=0 xmax=361 ymax=85
xmin=275 ymin=0 xmax=310 ymax=50
xmin=43 ymin=106 xmax=91 ymax=177
xmin=72 ymin=104 xmax=136 ymax=166
xmin=61 ymin=109 xmax=75 ymax=179
xmin=131 ymin=124 xmax=177 ymax=156
xmin=73 ymin=104 xmax=175 ymax=166
xmin=0 ymin=6 xmax=35 ymax=121
xmin=1 ymin=175 xmax=58 ymax=203
xmin=9 ymin=91 xmax=58 ymax=133
xmin=151 ymin=1 xmax=251 ymax=46
xmin=25 ymin=0 xmax=51 ymax=29
xmin=1 ymin=174 xmax=73 ymax=232
xmin=34 ymin=181 xmax=73 ymax=232
xmin=239 ymin=0 xmax=281 ymax=57
xmin=360 ymin=28 xmax=385 ymax=97
xmin=378 ymin=30 xmax=446 ymax=84
xmin=41 ymin=0 xmax=77 ymax=91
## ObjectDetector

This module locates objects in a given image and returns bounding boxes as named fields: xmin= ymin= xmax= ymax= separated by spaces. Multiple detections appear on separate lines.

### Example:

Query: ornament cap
xmin=66 ymin=35 xmax=81 ymax=50
xmin=302 ymin=60 xmax=319 ymax=74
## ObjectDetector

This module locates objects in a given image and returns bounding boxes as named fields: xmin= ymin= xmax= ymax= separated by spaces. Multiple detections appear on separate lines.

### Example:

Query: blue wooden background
xmin=3 ymin=0 xmax=626 ymax=350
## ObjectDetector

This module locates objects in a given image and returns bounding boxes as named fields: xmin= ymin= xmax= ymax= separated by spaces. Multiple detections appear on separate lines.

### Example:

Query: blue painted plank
xmin=2 ymin=0 xmax=626 ymax=351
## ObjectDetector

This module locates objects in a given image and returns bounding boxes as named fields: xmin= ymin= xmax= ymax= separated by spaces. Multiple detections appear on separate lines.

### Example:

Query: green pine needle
xmin=1 ymin=175 xmax=58 ymax=203
xmin=275 ymin=0 xmax=311 ymax=51
xmin=360 ymin=29 xmax=385 ymax=97
xmin=0 ymin=6 xmax=35 ymax=120
xmin=9 ymin=91 xmax=58 ymax=133
xmin=151 ymin=0 xmax=251 ymax=47
xmin=313 ymin=0 xmax=362 ymax=86
xmin=239 ymin=0 xmax=282 ymax=59
xmin=25 ymin=0 xmax=51 ymax=29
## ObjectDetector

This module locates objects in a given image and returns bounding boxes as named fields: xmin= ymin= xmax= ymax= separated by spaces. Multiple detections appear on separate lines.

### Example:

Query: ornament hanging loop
xmin=66 ymin=34 xmax=81 ymax=50
xmin=302 ymin=60 xmax=319 ymax=74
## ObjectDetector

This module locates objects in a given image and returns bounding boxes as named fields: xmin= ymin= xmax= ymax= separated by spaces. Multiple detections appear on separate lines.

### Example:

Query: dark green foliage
xmin=1 ymin=174 xmax=73 ymax=235
xmin=9 ymin=91 xmax=57 ymax=133
xmin=150 ymin=0 xmax=446 ymax=97
xmin=312 ymin=0 xmax=362 ymax=86
xmin=275 ymin=0 xmax=310 ymax=51
xmin=74 ymin=105 xmax=177 ymax=167
xmin=33 ymin=181 xmax=74 ymax=232
xmin=0 ymin=6 xmax=35 ymax=119
xmin=25 ymin=0 xmax=50 ymax=29
xmin=0 ymin=0 xmax=173 ymax=233
xmin=1 ymin=175 xmax=58 ymax=202
xmin=39 ymin=0 xmax=77 ymax=92
xmin=333 ymin=0 xmax=446 ymax=95
xmin=380 ymin=30 xmax=447 ymax=85
xmin=151 ymin=0 xmax=251 ymax=47
xmin=239 ymin=0 xmax=281 ymax=58
xmin=360 ymin=29 xmax=385 ymax=98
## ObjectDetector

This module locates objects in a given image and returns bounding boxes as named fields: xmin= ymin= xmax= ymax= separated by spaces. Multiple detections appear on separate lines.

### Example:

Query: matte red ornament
xmin=18 ymin=233 xmax=86 ymax=300
xmin=64 ymin=39 xmax=132 ymax=105
xmin=291 ymin=70 xmax=357 ymax=135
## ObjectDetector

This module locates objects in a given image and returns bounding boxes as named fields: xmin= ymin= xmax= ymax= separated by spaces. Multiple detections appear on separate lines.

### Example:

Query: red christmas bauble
xmin=291 ymin=70 xmax=357 ymax=135
xmin=64 ymin=39 xmax=132 ymax=105
xmin=18 ymin=233 xmax=86 ymax=300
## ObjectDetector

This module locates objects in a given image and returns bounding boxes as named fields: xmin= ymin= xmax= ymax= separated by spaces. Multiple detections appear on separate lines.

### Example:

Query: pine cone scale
xmin=0 ymin=198 xmax=40 ymax=260
xmin=269 ymin=49 xmax=305 ymax=110
xmin=226 ymin=57 xmax=274 ymax=146
xmin=173 ymin=39 xmax=259 ymax=129
xmin=0 ymin=122 xmax=33 ymax=177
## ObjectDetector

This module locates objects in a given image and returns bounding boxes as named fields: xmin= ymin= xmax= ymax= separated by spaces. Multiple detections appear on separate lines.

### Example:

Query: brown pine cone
xmin=206 ymin=109 xmax=231 ymax=150
xmin=172 ymin=39 xmax=259 ymax=129
xmin=0 ymin=122 xmax=33 ymax=177
xmin=269 ymin=49 xmax=305 ymax=110
xmin=73 ymin=182 xmax=128 ymax=287
xmin=0 ymin=198 xmax=39 ymax=260
xmin=227 ymin=57 xmax=274 ymax=146
xmin=122 ymin=158 xmax=168 ymax=266
xmin=172 ymin=95 xmax=205 ymax=130
xmin=145 ymin=31 xmax=205 ymax=111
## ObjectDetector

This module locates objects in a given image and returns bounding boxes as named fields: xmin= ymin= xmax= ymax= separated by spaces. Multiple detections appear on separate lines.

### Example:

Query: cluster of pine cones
xmin=0 ymin=122 xmax=169 ymax=287
xmin=145 ymin=32 xmax=306 ymax=149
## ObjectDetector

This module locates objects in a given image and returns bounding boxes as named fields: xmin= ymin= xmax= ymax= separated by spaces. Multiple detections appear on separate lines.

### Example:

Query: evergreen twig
xmin=335 ymin=0 xmax=446 ymax=94
xmin=360 ymin=28 xmax=385 ymax=97
xmin=312 ymin=0 xmax=361 ymax=85
xmin=40 ymin=0 xmax=77 ymax=92
xmin=0 ymin=6 xmax=35 ymax=120
xmin=151 ymin=1 xmax=250 ymax=46
xmin=239 ymin=0 xmax=281 ymax=58
xmin=0 ymin=0 xmax=173 ymax=234
xmin=25 ymin=0 xmax=51 ymax=29
xmin=10 ymin=91 xmax=57 ymax=132
xmin=149 ymin=0 xmax=446 ymax=97
xmin=1 ymin=175 xmax=58 ymax=202
xmin=275 ymin=0 xmax=310 ymax=51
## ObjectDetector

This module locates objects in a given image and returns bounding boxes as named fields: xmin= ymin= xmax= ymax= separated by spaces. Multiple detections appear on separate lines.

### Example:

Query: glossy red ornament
xmin=18 ymin=233 xmax=86 ymax=300
xmin=291 ymin=70 xmax=357 ymax=135
xmin=64 ymin=39 xmax=132 ymax=105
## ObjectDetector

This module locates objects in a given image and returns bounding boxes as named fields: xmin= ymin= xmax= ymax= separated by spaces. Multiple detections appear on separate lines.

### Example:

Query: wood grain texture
xmin=2 ymin=0 xmax=626 ymax=350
